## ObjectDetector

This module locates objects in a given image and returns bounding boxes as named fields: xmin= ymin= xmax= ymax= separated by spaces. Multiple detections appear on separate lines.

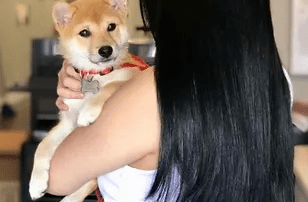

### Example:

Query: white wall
xmin=271 ymin=0 xmax=291 ymax=69
xmin=0 ymin=0 xmax=55 ymax=88
xmin=128 ymin=0 xmax=148 ymax=39
xmin=271 ymin=0 xmax=308 ymax=100
xmin=0 ymin=50 xmax=6 ymax=105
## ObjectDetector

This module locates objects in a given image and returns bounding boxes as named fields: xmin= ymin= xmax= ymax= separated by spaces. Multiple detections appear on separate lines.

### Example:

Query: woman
xmin=48 ymin=0 xmax=294 ymax=201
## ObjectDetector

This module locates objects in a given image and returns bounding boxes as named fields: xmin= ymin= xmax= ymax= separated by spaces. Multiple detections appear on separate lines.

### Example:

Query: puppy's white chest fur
xmin=63 ymin=67 xmax=139 ymax=127
xmin=63 ymin=94 xmax=94 ymax=112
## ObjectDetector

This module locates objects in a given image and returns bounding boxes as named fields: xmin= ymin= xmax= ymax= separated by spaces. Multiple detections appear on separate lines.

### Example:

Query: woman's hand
xmin=56 ymin=60 xmax=84 ymax=111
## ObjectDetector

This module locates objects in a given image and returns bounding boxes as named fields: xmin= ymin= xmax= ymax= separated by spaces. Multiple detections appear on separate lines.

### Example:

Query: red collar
xmin=74 ymin=56 xmax=150 ymax=79
xmin=74 ymin=66 xmax=114 ymax=79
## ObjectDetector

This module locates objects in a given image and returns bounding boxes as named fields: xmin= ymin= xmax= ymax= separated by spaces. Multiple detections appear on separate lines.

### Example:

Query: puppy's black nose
xmin=98 ymin=46 xmax=113 ymax=58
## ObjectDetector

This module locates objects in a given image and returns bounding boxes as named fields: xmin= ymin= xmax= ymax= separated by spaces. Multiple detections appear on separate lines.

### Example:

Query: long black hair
xmin=140 ymin=0 xmax=294 ymax=201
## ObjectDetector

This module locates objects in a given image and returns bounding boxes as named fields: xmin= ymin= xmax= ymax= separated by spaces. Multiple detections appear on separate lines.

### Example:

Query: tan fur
xmin=54 ymin=0 xmax=127 ymax=60
xmin=29 ymin=0 xmax=141 ymax=201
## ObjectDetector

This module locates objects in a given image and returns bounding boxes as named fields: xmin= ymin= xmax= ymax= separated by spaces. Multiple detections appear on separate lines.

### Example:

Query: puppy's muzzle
xmin=98 ymin=46 xmax=113 ymax=58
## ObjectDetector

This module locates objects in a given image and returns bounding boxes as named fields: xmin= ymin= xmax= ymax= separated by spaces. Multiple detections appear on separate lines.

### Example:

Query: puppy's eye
xmin=79 ymin=29 xmax=91 ymax=37
xmin=107 ymin=23 xmax=117 ymax=32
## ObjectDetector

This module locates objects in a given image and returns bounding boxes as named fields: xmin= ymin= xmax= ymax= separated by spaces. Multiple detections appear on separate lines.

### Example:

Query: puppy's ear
xmin=110 ymin=0 xmax=127 ymax=10
xmin=52 ymin=2 xmax=75 ymax=26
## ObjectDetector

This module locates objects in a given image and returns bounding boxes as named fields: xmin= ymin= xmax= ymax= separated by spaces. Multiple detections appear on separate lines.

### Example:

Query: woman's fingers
xmin=56 ymin=60 xmax=84 ymax=110
xmin=57 ymin=60 xmax=84 ymax=99
xmin=63 ymin=60 xmax=81 ymax=81
xmin=57 ymin=86 xmax=84 ymax=99
xmin=58 ymin=61 xmax=81 ymax=84
xmin=61 ymin=76 xmax=82 ymax=92
xmin=56 ymin=97 xmax=69 ymax=111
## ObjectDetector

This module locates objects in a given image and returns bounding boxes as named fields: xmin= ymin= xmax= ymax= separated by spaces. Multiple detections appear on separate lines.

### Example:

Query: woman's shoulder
xmin=106 ymin=66 xmax=156 ymax=107
xmin=107 ymin=65 xmax=154 ymax=96
xmin=93 ymin=65 xmax=160 ymax=167
xmin=131 ymin=66 xmax=155 ymax=89
xmin=99 ymin=65 xmax=160 ymax=150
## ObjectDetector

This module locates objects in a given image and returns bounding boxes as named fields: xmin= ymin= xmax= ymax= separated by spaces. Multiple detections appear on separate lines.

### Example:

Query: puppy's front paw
xmin=29 ymin=166 xmax=49 ymax=200
xmin=77 ymin=106 xmax=101 ymax=127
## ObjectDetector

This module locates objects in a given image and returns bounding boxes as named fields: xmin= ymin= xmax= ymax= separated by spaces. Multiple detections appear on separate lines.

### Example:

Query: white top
xmin=97 ymin=165 xmax=180 ymax=202
xmin=282 ymin=67 xmax=293 ymax=107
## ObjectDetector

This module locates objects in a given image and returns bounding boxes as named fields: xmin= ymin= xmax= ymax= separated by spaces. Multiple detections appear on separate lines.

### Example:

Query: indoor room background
xmin=0 ymin=0 xmax=308 ymax=201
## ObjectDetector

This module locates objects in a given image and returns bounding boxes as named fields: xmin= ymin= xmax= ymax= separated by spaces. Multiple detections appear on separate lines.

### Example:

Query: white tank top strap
xmin=282 ymin=67 xmax=293 ymax=108
xmin=97 ymin=165 xmax=180 ymax=202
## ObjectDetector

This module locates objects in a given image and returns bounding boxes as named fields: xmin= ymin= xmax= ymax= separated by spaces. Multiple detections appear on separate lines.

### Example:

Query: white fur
xmin=29 ymin=1 xmax=139 ymax=201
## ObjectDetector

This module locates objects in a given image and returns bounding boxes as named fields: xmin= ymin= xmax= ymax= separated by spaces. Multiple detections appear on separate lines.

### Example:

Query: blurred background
xmin=0 ymin=0 xmax=307 ymax=201
xmin=0 ymin=0 xmax=154 ymax=201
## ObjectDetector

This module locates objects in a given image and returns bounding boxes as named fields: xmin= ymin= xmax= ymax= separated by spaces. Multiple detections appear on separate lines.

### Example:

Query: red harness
xmin=93 ymin=55 xmax=149 ymax=202
xmin=95 ymin=188 xmax=104 ymax=202
xmin=120 ymin=55 xmax=150 ymax=71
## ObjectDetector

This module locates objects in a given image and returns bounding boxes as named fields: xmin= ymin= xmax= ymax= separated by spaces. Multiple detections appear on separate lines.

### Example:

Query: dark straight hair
xmin=140 ymin=0 xmax=294 ymax=201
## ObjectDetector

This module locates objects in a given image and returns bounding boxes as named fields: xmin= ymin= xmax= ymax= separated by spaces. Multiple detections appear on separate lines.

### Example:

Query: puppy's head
xmin=52 ymin=0 xmax=128 ymax=70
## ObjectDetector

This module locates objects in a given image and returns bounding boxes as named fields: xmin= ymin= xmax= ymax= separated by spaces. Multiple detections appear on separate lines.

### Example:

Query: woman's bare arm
xmin=47 ymin=67 xmax=160 ymax=195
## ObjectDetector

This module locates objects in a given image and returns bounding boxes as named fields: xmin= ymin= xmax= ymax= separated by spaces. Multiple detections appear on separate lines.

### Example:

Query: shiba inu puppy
xmin=29 ymin=0 xmax=148 ymax=201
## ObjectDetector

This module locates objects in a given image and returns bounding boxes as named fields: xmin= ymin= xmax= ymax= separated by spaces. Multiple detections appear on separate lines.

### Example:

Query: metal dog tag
xmin=81 ymin=79 xmax=99 ymax=94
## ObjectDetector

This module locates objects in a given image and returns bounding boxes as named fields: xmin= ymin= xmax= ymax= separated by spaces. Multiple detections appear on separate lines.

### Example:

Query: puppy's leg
xmin=60 ymin=179 xmax=97 ymax=202
xmin=29 ymin=111 xmax=77 ymax=200
xmin=77 ymin=81 xmax=124 ymax=127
